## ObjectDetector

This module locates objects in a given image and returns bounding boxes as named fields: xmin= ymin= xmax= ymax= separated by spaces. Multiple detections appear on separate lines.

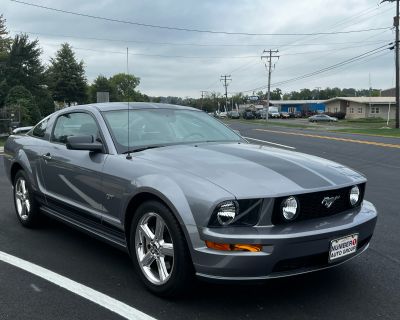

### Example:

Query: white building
xmin=325 ymin=97 xmax=396 ymax=119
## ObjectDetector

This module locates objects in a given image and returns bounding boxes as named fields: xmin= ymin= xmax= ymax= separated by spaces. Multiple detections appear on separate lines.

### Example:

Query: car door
xmin=40 ymin=111 xmax=108 ymax=225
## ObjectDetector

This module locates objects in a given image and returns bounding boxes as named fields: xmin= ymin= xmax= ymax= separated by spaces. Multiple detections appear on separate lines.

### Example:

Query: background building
xmin=325 ymin=97 xmax=396 ymax=119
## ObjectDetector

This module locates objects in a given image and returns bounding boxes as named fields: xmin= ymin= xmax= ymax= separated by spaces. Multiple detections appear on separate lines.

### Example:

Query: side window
xmin=31 ymin=118 xmax=49 ymax=138
xmin=52 ymin=112 xmax=99 ymax=144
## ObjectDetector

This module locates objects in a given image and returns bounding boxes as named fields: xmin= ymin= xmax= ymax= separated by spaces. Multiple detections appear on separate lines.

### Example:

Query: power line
xmin=10 ymin=0 xmax=391 ymax=37
xmin=234 ymin=44 xmax=392 ymax=93
xmin=43 ymin=44 xmax=260 ymax=60
xmin=11 ymin=29 xmax=392 ymax=48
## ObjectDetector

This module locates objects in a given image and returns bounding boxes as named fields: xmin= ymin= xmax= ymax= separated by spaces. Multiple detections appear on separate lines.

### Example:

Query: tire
xmin=129 ymin=200 xmax=194 ymax=297
xmin=13 ymin=170 xmax=41 ymax=228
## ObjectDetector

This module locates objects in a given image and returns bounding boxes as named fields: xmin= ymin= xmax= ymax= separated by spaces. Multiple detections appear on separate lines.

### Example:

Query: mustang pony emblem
xmin=322 ymin=196 xmax=341 ymax=208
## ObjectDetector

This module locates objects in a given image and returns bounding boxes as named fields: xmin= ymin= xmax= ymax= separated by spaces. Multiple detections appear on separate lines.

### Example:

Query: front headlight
xmin=349 ymin=185 xmax=360 ymax=206
xmin=216 ymin=200 xmax=238 ymax=225
xmin=208 ymin=199 xmax=262 ymax=227
xmin=281 ymin=196 xmax=299 ymax=221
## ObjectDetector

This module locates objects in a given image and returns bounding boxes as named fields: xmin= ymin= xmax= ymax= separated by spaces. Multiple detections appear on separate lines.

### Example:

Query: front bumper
xmin=192 ymin=200 xmax=377 ymax=281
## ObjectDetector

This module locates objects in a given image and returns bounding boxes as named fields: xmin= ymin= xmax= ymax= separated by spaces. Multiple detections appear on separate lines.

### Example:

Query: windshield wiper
xmin=123 ymin=145 xmax=166 ymax=154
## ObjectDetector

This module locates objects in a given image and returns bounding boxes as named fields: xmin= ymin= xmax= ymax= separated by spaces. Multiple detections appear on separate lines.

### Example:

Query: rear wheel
xmin=13 ymin=170 xmax=41 ymax=227
xmin=130 ymin=201 xmax=193 ymax=297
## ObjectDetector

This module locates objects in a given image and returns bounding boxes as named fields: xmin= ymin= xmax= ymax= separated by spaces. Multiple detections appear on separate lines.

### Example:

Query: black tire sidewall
xmin=129 ymin=200 xmax=193 ymax=297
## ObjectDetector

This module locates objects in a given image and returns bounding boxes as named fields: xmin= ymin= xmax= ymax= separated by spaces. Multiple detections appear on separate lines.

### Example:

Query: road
xmin=0 ymin=123 xmax=399 ymax=320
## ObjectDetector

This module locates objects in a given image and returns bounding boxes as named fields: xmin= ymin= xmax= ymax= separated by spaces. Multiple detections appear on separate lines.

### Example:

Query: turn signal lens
xmin=205 ymin=241 xmax=262 ymax=252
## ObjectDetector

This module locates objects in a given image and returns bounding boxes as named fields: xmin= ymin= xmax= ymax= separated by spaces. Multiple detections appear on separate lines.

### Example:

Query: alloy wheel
xmin=135 ymin=212 xmax=174 ymax=285
xmin=15 ymin=177 xmax=30 ymax=221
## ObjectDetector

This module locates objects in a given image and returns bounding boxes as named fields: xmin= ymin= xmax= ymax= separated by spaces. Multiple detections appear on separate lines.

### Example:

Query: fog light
xmin=281 ymin=196 xmax=299 ymax=221
xmin=216 ymin=200 xmax=238 ymax=225
xmin=205 ymin=241 xmax=262 ymax=252
xmin=349 ymin=185 xmax=360 ymax=206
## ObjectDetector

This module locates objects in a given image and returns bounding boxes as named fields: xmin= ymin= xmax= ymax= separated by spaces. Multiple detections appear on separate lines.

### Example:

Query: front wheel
xmin=13 ymin=170 xmax=41 ymax=227
xmin=130 ymin=201 xmax=193 ymax=297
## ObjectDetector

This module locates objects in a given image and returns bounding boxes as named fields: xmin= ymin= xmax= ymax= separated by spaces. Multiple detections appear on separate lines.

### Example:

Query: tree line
xmin=0 ymin=15 xmax=147 ymax=127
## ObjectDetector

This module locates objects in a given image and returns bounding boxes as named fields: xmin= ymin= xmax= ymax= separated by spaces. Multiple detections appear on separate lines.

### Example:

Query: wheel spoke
xmin=140 ymin=224 xmax=155 ymax=242
xmin=21 ymin=180 xmax=27 ymax=195
xmin=155 ymin=217 xmax=164 ymax=240
xmin=141 ymin=251 xmax=156 ymax=267
xmin=160 ymin=242 xmax=174 ymax=257
xmin=25 ymin=200 xmax=30 ymax=213
xmin=156 ymin=257 xmax=169 ymax=281
xmin=15 ymin=191 xmax=23 ymax=201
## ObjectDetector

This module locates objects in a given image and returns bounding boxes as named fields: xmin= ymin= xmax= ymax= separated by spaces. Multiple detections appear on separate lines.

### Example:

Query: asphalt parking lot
xmin=0 ymin=123 xmax=399 ymax=320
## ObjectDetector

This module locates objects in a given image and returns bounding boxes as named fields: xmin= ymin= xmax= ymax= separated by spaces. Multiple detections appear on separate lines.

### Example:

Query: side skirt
xmin=40 ymin=205 xmax=129 ymax=253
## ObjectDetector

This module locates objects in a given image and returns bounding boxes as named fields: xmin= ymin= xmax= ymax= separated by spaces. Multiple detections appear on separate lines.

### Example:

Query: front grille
xmin=271 ymin=235 xmax=371 ymax=274
xmin=272 ymin=183 xmax=365 ymax=225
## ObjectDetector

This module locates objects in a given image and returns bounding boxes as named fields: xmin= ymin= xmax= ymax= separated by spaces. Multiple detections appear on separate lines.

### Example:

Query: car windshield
xmin=102 ymin=108 xmax=243 ymax=153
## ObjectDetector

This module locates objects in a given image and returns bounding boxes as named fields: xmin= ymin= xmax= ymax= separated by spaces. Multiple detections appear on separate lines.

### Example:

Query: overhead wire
xmin=10 ymin=0 xmax=390 ymax=37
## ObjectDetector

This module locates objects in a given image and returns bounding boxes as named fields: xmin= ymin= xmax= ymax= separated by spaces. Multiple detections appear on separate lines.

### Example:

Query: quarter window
xmin=52 ymin=112 xmax=99 ymax=144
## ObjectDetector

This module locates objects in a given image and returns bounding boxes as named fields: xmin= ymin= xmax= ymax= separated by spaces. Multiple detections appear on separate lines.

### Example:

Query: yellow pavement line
xmin=254 ymin=129 xmax=400 ymax=149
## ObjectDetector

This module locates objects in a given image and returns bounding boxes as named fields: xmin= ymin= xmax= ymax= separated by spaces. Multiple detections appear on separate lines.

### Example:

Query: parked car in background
xmin=227 ymin=111 xmax=240 ymax=119
xmin=309 ymin=114 xmax=338 ymax=122
xmin=242 ymin=110 xmax=255 ymax=119
xmin=280 ymin=112 xmax=290 ymax=119
xmin=4 ymin=102 xmax=377 ymax=297
xmin=217 ymin=111 xmax=227 ymax=118
xmin=11 ymin=126 xmax=33 ymax=135
xmin=289 ymin=111 xmax=302 ymax=118
xmin=268 ymin=110 xmax=280 ymax=118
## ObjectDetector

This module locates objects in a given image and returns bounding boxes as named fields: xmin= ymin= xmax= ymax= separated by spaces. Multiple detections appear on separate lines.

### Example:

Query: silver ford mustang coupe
xmin=4 ymin=102 xmax=377 ymax=296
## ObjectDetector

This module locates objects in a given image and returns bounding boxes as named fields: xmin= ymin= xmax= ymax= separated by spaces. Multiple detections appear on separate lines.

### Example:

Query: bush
xmin=325 ymin=111 xmax=346 ymax=120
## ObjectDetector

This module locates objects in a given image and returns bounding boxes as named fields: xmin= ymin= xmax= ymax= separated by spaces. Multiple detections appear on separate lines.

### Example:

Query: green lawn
xmin=224 ymin=117 xmax=400 ymax=138
xmin=224 ymin=118 xmax=309 ymax=129
xmin=333 ymin=128 xmax=400 ymax=138
xmin=338 ymin=118 xmax=396 ymax=129
xmin=0 ymin=136 xmax=7 ymax=147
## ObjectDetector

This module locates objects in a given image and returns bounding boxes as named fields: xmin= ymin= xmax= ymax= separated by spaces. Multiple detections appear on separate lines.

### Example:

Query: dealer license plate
xmin=329 ymin=234 xmax=358 ymax=262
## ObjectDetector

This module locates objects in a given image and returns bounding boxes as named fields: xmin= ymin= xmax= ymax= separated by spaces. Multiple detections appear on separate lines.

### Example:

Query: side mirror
xmin=66 ymin=135 xmax=103 ymax=152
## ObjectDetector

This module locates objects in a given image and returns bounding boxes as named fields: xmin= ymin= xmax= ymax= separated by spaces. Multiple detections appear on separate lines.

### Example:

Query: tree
xmin=270 ymin=88 xmax=282 ymax=100
xmin=5 ymin=85 xmax=41 ymax=125
xmin=46 ymin=43 xmax=87 ymax=106
xmin=4 ymin=34 xmax=44 ymax=94
xmin=109 ymin=73 xmax=140 ymax=101
xmin=89 ymin=75 xmax=116 ymax=103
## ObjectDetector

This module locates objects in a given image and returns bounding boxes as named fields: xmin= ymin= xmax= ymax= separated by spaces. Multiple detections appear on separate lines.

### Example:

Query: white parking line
xmin=0 ymin=250 xmax=156 ymax=320
xmin=243 ymin=137 xmax=296 ymax=149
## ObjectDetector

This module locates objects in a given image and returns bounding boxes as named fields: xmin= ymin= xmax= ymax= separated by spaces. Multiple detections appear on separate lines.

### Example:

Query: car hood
xmin=136 ymin=143 xmax=366 ymax=198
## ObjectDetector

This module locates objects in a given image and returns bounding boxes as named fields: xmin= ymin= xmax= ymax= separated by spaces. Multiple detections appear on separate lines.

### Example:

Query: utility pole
xmin=220 ymin=75 xmax=232 ymax=112
xmin=382 ymin=0 xmax=399 ymax=128
xmin=200 ymin=91 xmax=207 ymax=111
xmin=261 ymin=50 xmax=279 ymax=121
xmin=315 ymin=87 xmax=322 ymax=100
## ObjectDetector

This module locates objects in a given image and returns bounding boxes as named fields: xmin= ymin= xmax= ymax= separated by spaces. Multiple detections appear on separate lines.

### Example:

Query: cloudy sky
xmin=2 ymin=0 xmax=396 ymax=98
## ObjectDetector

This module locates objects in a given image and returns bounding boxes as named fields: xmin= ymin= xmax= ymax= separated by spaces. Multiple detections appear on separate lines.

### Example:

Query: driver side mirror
xmin=66 ymin=135 xmax=103 ymax=152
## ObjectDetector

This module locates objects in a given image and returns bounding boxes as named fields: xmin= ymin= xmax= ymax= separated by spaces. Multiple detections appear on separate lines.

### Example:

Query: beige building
xmin=325 ymin=97 xmax=396 ymax=120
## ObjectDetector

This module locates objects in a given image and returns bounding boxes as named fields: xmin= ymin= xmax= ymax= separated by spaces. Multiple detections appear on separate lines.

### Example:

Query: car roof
xmin=67 ymin=102 xmax=199 ymax=112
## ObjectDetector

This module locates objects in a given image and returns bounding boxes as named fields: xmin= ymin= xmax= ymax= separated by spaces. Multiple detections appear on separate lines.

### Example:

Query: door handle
xmin=42 ymin=153 xmax=52 ymax=161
